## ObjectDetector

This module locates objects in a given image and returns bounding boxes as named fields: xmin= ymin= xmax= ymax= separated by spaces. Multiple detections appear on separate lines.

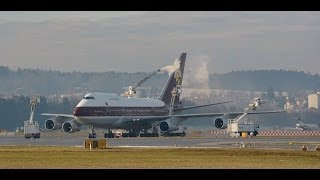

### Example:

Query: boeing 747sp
xmin=42 ymin=53 xmax=283 ymax=138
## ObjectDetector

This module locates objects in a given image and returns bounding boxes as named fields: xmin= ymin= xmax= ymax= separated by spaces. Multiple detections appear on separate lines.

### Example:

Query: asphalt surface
xmin=1 ymin=134 xmax=319 ymax=150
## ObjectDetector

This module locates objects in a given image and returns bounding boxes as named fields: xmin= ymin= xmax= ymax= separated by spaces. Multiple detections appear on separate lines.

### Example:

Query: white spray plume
xmin=160 ymin=58 xmax=180 ymax=75
xmin=183 ymin=54 xmax=210 ymax=89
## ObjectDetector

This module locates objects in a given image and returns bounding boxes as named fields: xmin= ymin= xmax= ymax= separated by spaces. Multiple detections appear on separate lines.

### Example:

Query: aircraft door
xmin=105 ymin=107 xmax=110 ymax=116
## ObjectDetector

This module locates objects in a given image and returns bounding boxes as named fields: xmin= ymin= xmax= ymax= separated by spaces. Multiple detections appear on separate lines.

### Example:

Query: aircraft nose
xmin=74 ymin=107 xmax=81 ymax=116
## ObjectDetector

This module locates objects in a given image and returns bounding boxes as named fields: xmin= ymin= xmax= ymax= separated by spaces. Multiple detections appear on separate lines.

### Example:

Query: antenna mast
xmin=24 ymin=95 xmax=41 ymax=139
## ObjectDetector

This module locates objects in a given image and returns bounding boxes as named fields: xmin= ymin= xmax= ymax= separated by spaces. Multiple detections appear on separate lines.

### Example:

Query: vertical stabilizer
xmin=159 ymin=53 xmax=186 ymax=106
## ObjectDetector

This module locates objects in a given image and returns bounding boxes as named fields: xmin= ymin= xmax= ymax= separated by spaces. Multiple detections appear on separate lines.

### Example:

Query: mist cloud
xmin=183 ymin=54 xmax=210 ymax=89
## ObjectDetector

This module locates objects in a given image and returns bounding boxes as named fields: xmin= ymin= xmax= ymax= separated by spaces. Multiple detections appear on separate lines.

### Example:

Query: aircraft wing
xmin=173 ymin=101 xmax=233 ymax=112
xmin=41 ymin=110 xmax=283 ymax=130
xmin=41 ymin=113 xmax=74 ymax=118
xmin=171 ymin=110 xmax=284 ymax=119
xmin=41 ymin=113 xmax=75 ymax=123
xmin=117 ymin=110 xmax=284 ymax=126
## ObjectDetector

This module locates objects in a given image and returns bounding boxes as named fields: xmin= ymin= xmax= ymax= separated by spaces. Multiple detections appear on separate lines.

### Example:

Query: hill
xmin=1 ymin=66 xmax=320 ymax=97
xmin=210 ymin=70 xmax=320 ymax=91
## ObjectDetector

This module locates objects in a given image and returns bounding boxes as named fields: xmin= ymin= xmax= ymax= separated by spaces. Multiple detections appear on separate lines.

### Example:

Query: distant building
xmin=283 ymin=96 xmax=294 ymax=112
xmin=308 ymin=92 xmax=320 ymax=110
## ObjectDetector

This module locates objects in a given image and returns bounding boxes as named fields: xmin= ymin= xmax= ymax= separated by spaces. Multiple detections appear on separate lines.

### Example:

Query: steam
xmin=183 ymin=54 xmax=210 ymax=89
xmin=160 ymin=58 xmax=180 ymax=75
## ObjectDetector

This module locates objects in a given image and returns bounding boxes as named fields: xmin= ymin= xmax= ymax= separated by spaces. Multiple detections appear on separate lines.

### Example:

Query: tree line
xmin=1 ymin=66 xmax=319 ymax=97
xmin=0 ymin=95 xmax=78 ymax=131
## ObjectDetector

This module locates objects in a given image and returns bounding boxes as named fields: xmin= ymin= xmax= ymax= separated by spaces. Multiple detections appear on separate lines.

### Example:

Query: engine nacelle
xmin=159 ymin=119 xmax=179 ymax=132
xmin=214 ymin=116 xmax=228 ymax=129
xmin=45 ymin=118 xmax=62 ymax=130
xmin=62 ymin=120 xmax=81 ymax=133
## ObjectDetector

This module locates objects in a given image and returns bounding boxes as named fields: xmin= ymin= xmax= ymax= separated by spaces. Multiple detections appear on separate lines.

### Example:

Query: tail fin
xmin=159 ymin=53 xmax=186 ymax=105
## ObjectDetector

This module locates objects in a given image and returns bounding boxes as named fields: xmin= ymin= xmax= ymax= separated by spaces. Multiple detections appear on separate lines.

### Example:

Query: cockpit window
xmin=83 ymin=96 xmax=95 ymax=100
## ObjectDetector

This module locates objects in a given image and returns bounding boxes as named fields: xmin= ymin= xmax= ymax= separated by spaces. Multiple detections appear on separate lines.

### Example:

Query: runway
xmin=1 ymin=134 xmax=319 ymax=151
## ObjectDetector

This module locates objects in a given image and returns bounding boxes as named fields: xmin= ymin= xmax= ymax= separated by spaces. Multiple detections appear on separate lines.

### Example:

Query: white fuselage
xmin=296 ymin=123 xmax=320 ymax=131
xmin=73 ymin=92 xmax=168 ymax=129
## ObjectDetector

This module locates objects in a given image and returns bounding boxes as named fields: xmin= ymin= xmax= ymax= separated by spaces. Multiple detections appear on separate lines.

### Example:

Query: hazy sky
xmin=0 ymin=11 xmax=319 ymax=74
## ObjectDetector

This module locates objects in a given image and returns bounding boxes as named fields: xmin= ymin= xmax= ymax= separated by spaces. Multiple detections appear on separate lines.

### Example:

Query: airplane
xmin=295 ymin=118 xmax=320 ymax=131
xmin=41 ymin=52 xmax=283 ymax=138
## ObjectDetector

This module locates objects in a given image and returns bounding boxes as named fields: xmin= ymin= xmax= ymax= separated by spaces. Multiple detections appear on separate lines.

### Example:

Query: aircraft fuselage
xmin=73 ymin=92 xmax=169 ymax=129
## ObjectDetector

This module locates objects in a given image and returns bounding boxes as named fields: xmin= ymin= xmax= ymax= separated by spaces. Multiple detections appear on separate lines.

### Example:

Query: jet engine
xmin=62 ymin=120 xmax=81 ymax=133
xmin=45 ymin=118 xmax=62 ymax=130
xmin=159 ymin=118 xmax=179 ymax=132
xmin=214 ymin=116 xmax=228 ymax=129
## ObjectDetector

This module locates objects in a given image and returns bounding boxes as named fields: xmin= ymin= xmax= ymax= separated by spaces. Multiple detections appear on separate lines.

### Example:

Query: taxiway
xmin=1 ymin=134 xmax=319 ymax=151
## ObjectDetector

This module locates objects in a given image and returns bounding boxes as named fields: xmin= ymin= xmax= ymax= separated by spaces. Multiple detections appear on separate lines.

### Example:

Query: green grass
xmin=0 ymin=146 xmax=319 ymax=169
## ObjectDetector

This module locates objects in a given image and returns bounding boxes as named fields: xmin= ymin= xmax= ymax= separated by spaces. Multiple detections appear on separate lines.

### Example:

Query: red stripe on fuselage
xmin=73 ymin=106 xmax=168 ymax=116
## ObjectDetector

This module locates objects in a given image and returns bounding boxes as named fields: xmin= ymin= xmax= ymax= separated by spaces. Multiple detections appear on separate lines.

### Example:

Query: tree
xmin=266 ymin=87 xmax=275 ymax=101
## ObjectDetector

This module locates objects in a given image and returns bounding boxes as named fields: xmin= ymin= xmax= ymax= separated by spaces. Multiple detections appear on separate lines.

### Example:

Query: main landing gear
xmin=121 ymin=129 xmax=140 ymax=137
xmin=161 ymin=131 xmax=186 ymax=137
xmin=139 ymin=129 xmax=159 ymax=137
xmin=104 ymin=129 xmax=115 ymax=138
